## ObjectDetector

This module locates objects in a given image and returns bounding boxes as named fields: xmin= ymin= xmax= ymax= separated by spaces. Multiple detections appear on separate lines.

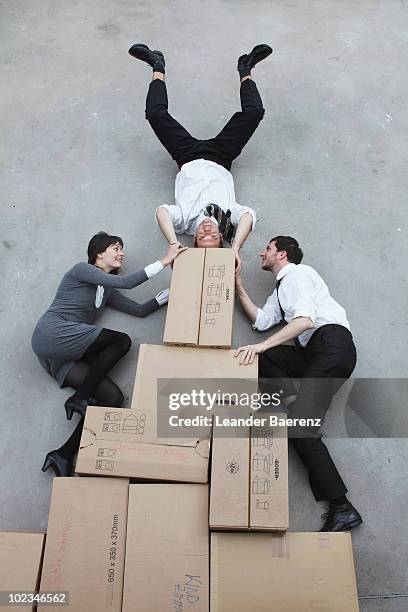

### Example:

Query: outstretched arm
xmin=72 ymin=244 xmax=186 ymax=289
xmin=235 ymin=273 xmax=258 ymax=323
xmin=156 ymin=207 xmax=178 ymax=244
xmin=235 ymin=317 xmax=314 ymax=365
xmin=232 ymin=212 xmax=253 ymax=251
xmin=231 ymin=212 xmax=254 ymax=273
xmin=106 ymin=289 xmax=160 ymax=318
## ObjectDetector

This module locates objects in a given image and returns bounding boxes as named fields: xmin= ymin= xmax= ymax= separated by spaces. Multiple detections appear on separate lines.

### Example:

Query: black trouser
xmin=145 ymin=78 xmax=265 ymax=170
xmin=259 ymin=325 xmax=357 ymax=502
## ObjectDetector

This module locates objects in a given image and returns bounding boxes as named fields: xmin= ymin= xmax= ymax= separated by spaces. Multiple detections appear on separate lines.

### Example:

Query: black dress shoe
xmin=128 ymin=43 xmax=165 ymax=73
xmin=320 ymin=502 xmax=363 ymax=532
xmin=64 ymin=395 xmax=88 ymax=420
xmin=238 ymin=44 xmax=273 ymax=77
xmin=42 ymin=450 xmax=73 ymax=477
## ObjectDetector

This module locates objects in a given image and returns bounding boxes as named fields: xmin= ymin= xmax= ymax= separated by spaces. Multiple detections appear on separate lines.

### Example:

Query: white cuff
xmin=144 ymin=260 xmax=164 ymax=279
xmin=155 ymin=288 xmax=170 ymax=306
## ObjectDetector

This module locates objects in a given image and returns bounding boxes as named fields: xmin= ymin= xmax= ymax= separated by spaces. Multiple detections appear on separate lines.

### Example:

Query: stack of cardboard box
xmin=6 ymin=249 xmax=359 ymax=610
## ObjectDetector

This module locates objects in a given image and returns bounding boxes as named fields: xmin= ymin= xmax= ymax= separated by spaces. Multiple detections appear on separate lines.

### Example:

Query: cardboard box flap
xmin=210 ymin=532 xmax=359 ymax=612
xmin=164 ymin=249 xmax=205 ymax=345
xmin=80 ymin=423 xmax=210 ymax=457
xmin=79 ymin=426 xmax=96 ymax=449
xmin=196 ymin=438 xmax=211 ymax=459
xmin=123 ymin=485 xmax=209 ymax=612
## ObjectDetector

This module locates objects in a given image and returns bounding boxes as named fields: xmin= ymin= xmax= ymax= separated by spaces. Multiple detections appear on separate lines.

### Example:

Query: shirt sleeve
xmin=284 ymin=271 xmax=317 ymax=323
xmin=230 ymin=202 xmax=257 ymax=230
xmin=144 ymin=260 xmax=164 ymax=278
xmin=253 ymin=291 xmax=282 ymax=331
xmin=72 ymin=262 xmax=151 ymax=289
xmin=156 ymin=204 xmax=184 ymax=233
xmin=106 ymin=289 xmax=160 ymax=318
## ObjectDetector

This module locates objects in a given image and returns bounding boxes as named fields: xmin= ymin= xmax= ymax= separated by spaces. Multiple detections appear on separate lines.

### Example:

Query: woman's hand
xmin=161 ymin=242 xmax=188 ymax=267
xmin=234 ymin=342 xmax=266 ymax=365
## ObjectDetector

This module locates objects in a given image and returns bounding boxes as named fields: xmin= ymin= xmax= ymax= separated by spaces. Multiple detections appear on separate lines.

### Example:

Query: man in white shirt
xmin=235 ymin=235 xmax=363 ymax=532
xmin=129 ymin=43 xmax=272 ymax=268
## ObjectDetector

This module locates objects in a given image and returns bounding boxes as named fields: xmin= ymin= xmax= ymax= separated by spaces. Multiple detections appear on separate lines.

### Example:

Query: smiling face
xmin=195 ymin=218 xmax=222 ymax=248
xmin=96 ymin=241 xmax=124 ymax=271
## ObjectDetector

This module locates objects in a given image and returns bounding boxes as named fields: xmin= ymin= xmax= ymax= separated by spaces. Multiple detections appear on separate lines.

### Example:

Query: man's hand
xmin=232 ymin=248 xmax=242 ymax=275
xmin=235 ymin=342 xmax=266 ymax=365
xmin=161 ymin=243 xmax=188 ymax=267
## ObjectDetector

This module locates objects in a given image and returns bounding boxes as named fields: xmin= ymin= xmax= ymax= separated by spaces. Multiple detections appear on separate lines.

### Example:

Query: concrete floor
xmin=1 ymin=0 xmax=407 ymax=609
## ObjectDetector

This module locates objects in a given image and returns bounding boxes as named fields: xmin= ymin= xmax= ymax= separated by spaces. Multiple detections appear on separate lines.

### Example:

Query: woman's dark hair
xmin=87 ymin=232 xmax=124 ymax=273
xmin=270 ymin=235 xmax=303 ymax=264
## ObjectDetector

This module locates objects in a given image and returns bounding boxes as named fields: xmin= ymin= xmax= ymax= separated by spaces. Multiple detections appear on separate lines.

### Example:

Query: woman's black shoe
xmin=42 ymin=450 xmax=73 ymax=477
xmin=64 ymin=395 xmax=88 ymax=420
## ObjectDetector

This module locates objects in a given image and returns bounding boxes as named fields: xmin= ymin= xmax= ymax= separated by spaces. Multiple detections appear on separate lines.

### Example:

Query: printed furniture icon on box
xmin=76 ymin=405 xmax=210 ymax=482
xmin=122 ymin=484 xmax=209 ymax=612
xmin=0 ymin=531 xmax=45 ymax=612
xmin=210 ymin=532 xmax=359 ymax=612
xmin=164 ymin=248 xmax=235 ymax=347
xmin=210 ymin=413 xmax=288 ymax=531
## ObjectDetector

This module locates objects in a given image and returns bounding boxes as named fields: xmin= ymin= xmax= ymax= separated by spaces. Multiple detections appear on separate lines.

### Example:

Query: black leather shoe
xmin=64 ymin=395 xmax=88 ymax=420
xmin=320 ymin=502 xmax=363 ymax=532
xmin=42 ymin=450 xmax=73 ymax=477
xmin=128 ymin=43 xmax=165 ymax=73
xmin=238 ymin=44 xmax=273 ymax=77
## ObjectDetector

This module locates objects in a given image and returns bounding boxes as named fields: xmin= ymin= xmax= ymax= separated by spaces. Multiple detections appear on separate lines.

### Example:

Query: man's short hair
xmin=270 ymin=235 xmax=303 ymax=264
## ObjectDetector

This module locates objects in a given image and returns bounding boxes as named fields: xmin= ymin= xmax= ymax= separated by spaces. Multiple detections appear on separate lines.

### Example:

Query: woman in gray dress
xmin=32 ymin=231 xmax=185 ymax=476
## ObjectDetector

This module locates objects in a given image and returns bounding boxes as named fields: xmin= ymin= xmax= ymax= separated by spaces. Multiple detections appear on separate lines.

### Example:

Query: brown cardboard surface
xmin=210 ymin=433 xmax=250 ymax=529
xmin=164 ymin=248 xmax=205 ymax=346
xmin=250 ymin=423 xmax=288 ymax=530
xmin=0 ymin=531 xmax=44 ymax=612
xmin=76 ymin=405 xmax=209 ymax=482
xmin=122 ymin=484 xmax=209 ymax=612
xmin=39 ymin=477 xmax=128 ymax=612
xmin=210 ymin=418 xmax=288 ymax=531
xmin=164 ymin=248 xmax=235 ymax=348
xmin=210 ymin=532 xmax=359 ymax=612
xmin=131 ymin=344 xmax=258 ymax=407
xmin=199 ymin=248 xmax=235 ymax=347
xmin=77 ymin=345 xmax=257 ymax=482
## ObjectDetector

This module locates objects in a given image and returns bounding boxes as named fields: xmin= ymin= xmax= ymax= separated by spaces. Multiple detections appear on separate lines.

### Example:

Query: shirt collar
xmin=196 ymin=212 xmax=219 ymax=228
xmin=276 ymin=263 xmax=297 ymax=281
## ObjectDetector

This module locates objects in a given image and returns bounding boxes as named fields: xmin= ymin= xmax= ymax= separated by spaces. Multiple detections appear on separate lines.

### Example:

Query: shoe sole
xmin=346 ymin=518 xmax=363 ymax=530
xmin=247 ymin=44 xmax=273 ymax=68
xmin=128 ymin=43 xmax=164 ymax=63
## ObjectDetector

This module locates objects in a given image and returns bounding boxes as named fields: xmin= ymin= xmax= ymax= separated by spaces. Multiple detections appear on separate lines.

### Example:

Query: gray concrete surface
xmin=1 ymin=0 xmax=407 ymax=609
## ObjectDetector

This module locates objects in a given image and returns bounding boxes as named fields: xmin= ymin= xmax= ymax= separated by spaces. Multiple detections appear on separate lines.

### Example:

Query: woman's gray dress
xmin=31 ymin=262 xmax=162 ymax=387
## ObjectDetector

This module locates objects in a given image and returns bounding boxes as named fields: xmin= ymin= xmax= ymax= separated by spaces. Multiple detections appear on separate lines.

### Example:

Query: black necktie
xmin=275 ymin=278 xmax=286 ymax=323
xmin=203 ymin=203 xmax=236 ymax=245
xmin=275 ymin=277 xmax=301 ymax=348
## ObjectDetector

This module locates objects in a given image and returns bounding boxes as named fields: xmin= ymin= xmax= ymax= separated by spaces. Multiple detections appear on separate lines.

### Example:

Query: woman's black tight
xmin=66 ymin=328 xmax=131 ymax=403
xmin=57 ymin=328 xmax=130 ymax=463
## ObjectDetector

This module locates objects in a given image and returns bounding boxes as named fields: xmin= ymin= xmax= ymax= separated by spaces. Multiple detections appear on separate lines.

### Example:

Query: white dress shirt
xmin=157 ymin=159 xmax=256 ymax=236
xmin=254 ymin=263 xmax=350 ymax=347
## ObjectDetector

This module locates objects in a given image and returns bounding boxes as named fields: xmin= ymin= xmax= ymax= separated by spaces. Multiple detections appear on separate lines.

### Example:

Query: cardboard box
xmin=0 ymin=531 xmax=44 ymax=612
xmin=122 ymin=484 xmax=209 ymax=612
xmin=210 ymin=416 xmax=288 ymax=531
xmin=210 ymin=532 xmax=359 ymax=612
xmin=164 ymin=248 xmax=235 ymax=347
xmin=38 ymin=477 xmax=128 ymax=612
xmin=76 ymin=405 xmax=210 ymax=483
xmin=77 ymin=345 xmax=257 ymax=482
